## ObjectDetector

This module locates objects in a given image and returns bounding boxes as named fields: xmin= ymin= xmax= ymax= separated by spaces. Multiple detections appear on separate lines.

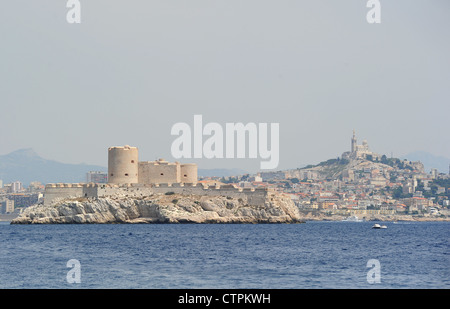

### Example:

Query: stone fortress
xmin=44 ymin=145 xmax=269 ymax=206
xmin=107 ymin=145 xmax=198 ymax=185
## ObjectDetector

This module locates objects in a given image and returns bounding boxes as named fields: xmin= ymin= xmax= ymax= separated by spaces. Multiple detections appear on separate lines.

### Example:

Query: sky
xmin=0 ymin=0 xmax=449 ymax=173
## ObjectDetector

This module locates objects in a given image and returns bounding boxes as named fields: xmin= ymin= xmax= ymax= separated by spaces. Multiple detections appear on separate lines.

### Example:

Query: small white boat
xmin=372 ymin=224 xmax=387 ymax=229
xmin=342 ymin=215 xmax=364 ymax=222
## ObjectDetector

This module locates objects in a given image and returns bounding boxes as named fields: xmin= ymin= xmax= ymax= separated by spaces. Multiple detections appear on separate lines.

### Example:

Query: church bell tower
xmin=351 ymin=129 xmax=357 ymax=153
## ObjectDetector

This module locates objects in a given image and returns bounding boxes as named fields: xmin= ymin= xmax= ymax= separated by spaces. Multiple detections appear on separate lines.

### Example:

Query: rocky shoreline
xmin=299 ymin=211 xmax=450 ymax=222
xmin=11 ymin=192 xmax=304 ymax=224
xmin=8 ymin=193 xmax=449 ymax=224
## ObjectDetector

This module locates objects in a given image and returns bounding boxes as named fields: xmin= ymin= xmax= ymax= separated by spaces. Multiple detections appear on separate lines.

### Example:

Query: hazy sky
xmin=1 ymin=1 xmax=449 ymax=173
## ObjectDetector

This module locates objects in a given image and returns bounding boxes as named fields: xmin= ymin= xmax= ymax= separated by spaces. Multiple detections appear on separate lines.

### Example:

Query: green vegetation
xmin=408 ymin=179 xmax=450 ymax=199
xmin=317 ymin=157 xmax=349 ymax=167
xmin=392 ymin=186 xmax=411 ymax=199
xmin=383 ymin=157 xmax=413 ymax=170
xmin=433 ymin=178 xmax=450 ymax=188
xmin=303 ymin=157 xmax=349 ymax=169
xmin=425 ymin=179 xmax=450 ymax=199
xmin=220 ymin=176 xmax=239 ymax=184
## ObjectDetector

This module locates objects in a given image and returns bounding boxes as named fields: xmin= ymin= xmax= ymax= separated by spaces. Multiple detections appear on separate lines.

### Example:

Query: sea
xmin=0 ymin=221 xmax=448 ymax=289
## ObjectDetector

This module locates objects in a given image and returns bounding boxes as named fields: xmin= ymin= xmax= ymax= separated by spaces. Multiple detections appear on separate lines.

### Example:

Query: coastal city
xmin=1 ymin=132 xmax=449 ymax=221
xmin=224 ymin=132 xmax=450 ymax=221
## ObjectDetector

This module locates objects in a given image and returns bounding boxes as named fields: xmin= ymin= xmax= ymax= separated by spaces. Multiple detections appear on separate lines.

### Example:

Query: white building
xmin=9 ymin=181 xmax=23 ymax=193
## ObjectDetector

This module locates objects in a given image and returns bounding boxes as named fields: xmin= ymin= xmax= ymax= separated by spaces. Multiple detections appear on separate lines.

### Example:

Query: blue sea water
xmin=0 ymin=221 xmax=448 ymax=289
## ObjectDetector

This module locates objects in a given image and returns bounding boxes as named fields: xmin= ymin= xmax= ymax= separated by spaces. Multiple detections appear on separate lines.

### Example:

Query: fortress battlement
xmin=141 ymin=159 xmax=177 ymax=166
xmin=47 ymin=183 xmax=84 ymax=188
xmin=44 ymin=182 xmax=270 ymax=206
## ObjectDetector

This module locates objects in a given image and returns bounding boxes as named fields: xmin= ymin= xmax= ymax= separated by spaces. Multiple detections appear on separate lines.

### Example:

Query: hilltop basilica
xmin=342 ymin=130 xmax=381 ymax=161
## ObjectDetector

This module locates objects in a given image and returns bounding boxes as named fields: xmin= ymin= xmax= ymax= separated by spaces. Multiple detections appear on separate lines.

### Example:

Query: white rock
xmin=11 ymin=193 xmax=304 ymax=224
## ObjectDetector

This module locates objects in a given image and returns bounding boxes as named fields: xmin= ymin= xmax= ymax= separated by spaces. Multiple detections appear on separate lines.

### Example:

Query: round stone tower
xmin=180 ymin=163 xmax=198 ymax=184
xmin=108 ymin=145 xmax=139 ymax=184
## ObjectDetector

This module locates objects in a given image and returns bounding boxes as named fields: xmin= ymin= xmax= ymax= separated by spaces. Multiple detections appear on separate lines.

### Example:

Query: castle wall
xmin=138 ymin=161 xmax=180 ymax=184
xmin=44 ymin=184 xmax=84 ymax=205
xmin=83 ymin=183 xmax=101 ymax=198
xmin=150 ymin=183 xmax=268 ymax=206
xmin=44 ymin=183 xmax=269 ymax=207
xmin=108 ymin=146 xmax=139 ymax=184
xmin=180 ymin=163 xmax=198 ymax=183
xmin=95 ymin=184 xmax=155 ymax=199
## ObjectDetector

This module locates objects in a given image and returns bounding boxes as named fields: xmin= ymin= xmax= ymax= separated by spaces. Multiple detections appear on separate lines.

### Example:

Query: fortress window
xmin=184 ymin=174 xmax=187 ymax=177
xmin=125 ymin=173 xmax=129 ymax=176
xmin=131 ymin=160 xmax=135 ymax=163
xmin=110 ymin=174 xmax=114 ymax=176
xmin=160 ymin=173 xmax=164 ymax=176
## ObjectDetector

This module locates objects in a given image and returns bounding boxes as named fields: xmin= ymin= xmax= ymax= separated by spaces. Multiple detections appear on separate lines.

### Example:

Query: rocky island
xmin=11 ymin=192 xmax=304 ymax=224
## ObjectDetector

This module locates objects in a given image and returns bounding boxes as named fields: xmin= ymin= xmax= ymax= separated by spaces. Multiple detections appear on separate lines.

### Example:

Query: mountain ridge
xmin=0 ymin=148 xmax=106 ymax=186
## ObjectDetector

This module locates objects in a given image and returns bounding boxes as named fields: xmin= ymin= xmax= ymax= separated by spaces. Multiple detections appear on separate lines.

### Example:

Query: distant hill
xmin=402 ymin=151 xmax=449 ymax=174
xmin=292 ymin=154 xmax=428 ymax=180
xmin=295 ymin=157 xmax=392 ymax=180
xmin=0 ymin=148 xmax=106 ymax=186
